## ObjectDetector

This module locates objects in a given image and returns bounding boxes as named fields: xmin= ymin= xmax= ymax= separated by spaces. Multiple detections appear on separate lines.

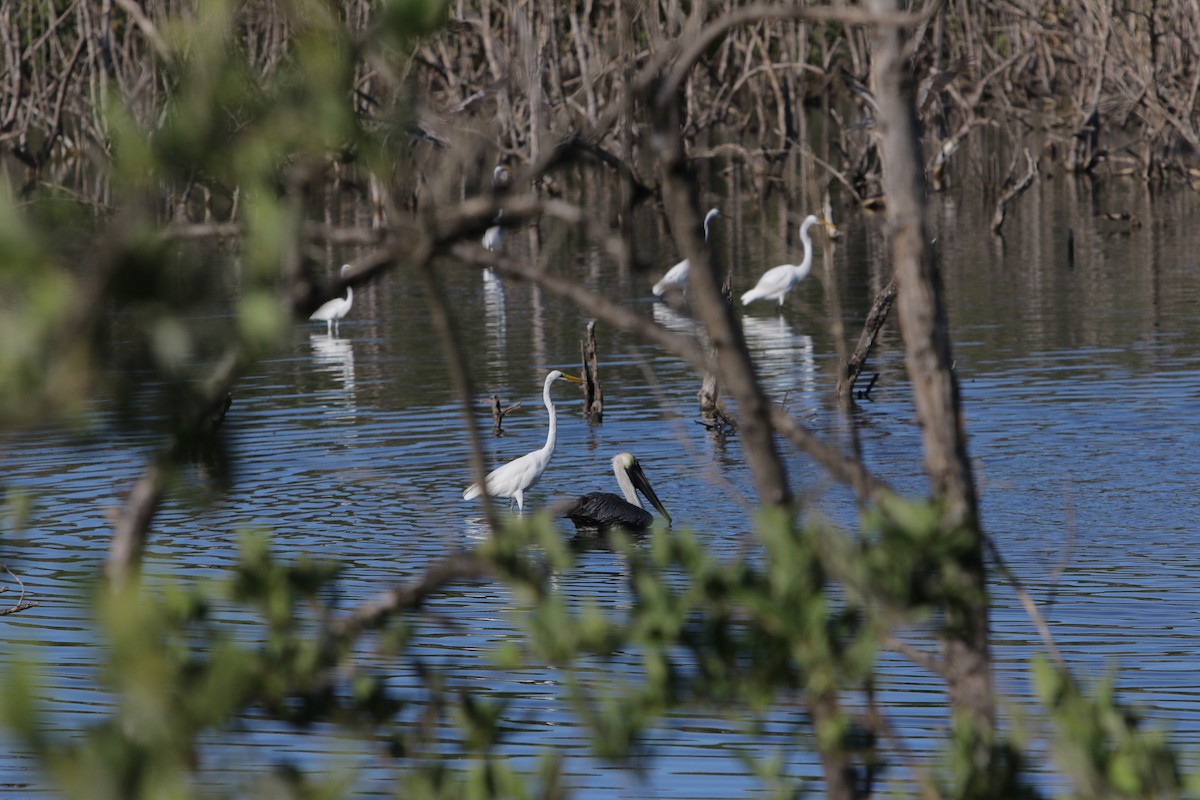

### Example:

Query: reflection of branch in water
xmin=695 ymin=404 xmax=738 ymax=434
xmin=108 ymin=351 xmax=242 ymax=587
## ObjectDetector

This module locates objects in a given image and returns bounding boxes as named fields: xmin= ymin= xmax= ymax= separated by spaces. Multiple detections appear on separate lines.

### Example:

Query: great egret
xmin=740 ymin=215 xmax=836 ymax=308
xmin=651 ymin=207 xmax=720 ymax=297
xmin=463 ymin=370 xmax=583 ymax=512
xmin=561 ymin=452 xmax=671 ymax=532
xmin=311 ymin=264 xmax=354 ymax=334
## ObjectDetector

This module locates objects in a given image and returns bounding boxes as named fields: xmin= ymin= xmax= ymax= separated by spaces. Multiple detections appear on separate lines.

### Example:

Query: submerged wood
xmin=490 ymin=395 xmax=521 ymax=436
xmin=990 ymin=148 xmax=1039 ymax=235
xmin=581 ymin=320 xmax=603 ymax=423
xmin=840 ymin=278 xmax=897 ymax=405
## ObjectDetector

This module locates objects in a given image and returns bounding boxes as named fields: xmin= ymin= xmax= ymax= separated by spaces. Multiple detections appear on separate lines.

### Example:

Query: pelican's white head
xmin=613 ymin=452 xmax=636 ymax=471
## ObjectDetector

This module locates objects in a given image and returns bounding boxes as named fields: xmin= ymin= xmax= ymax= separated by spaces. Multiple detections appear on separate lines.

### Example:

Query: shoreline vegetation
xmin=1 ymin=2 xmax=1196 ymax=798
xmin=5 ymin=2 xmax=1200 ymax=210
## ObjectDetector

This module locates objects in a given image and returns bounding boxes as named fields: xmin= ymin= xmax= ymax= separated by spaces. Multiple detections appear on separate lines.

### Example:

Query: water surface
xmin=4 ymin=176 xmax=1200 ymax=795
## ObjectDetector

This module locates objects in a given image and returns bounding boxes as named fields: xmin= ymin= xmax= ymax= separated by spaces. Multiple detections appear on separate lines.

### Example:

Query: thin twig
xmin=990 ymin=147 xmax=1038 ymax=234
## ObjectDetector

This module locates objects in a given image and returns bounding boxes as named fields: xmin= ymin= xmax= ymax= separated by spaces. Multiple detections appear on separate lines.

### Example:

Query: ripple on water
xmin=11 ymin=188 xmax=1200 ymax=794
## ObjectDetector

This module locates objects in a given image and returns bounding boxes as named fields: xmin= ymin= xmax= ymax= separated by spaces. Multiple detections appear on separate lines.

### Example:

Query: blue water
xmin=5 ymin=178 xmax=1200 ymax=796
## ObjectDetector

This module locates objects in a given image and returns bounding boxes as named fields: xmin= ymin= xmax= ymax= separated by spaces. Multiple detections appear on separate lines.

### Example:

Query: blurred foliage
xmin=1 ymin=1 xmax=1198 ymax=799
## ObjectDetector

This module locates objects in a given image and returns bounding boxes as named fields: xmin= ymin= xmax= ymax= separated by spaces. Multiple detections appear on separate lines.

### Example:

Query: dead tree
xmin=867 ymin=0 xmax=995 ymax=764
xmin=581 ymin=320 xmax=603 ymax=422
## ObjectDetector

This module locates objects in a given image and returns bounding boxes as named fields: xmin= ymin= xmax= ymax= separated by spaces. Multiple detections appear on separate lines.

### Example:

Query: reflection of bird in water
xmin=482 ymin=267 xmax=506 ymax=355
xmin=651 ymin=301 xmax=701 ymax=336
xmin=310 ymin=264 xmax=354 ymax=334
xmin=560 ymin=452 xmax=671 ymax=533
xmin=463 ymin=370 xmax=583 ymax=512
xmin=741 ymin=314 xmax=816 ymax=403
xmin=741 ymin=216 xmax=835 ymax=309
xmin=309 ymin=332 xmax=357 ymax=391
xmin=652 ymin=207 xmax=720 ymax=297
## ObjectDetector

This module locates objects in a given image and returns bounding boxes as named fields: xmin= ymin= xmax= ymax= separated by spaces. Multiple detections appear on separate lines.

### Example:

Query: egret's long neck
xmin=345 ymin=286 xmax=354 ymax=304
xmin=614 ymin=465 xmax=641 ymax=507
xmin=799 ymin=227 xmax=814 ymax=272
xmin=541 ymin=379 xmax=557 ymax=454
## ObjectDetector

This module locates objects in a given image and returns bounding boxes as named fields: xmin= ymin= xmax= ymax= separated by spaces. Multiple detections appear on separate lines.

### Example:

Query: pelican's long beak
xmin=629 ymin=460 xmax=672 ymax=525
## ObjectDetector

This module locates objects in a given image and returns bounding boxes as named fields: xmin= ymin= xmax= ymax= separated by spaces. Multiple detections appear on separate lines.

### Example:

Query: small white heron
xmin=310 ymin=264 xmax=354 ymax=334
xmin=463 ymin=370 xmax=583 ymax=512
xmin=561 ymin=452 xmax=671 ymax=532
xmin=482 ymin=221 xmax=503 ymax=251
xmin=482 ymin=165 xmax=511 ymax=251
xmin=482 ymin=209 xmax=504 ymax=252
xmin=652 ymin=207 xmax=720 ymax=297
xmin=740 ymin=215 xmax=836 ymax=309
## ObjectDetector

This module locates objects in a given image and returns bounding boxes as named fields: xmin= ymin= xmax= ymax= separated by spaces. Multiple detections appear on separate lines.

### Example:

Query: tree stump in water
xmin=581 ymin=320 xmax=603 ymax=423
xmin=490 ymin=395 xmax=520 ymax=436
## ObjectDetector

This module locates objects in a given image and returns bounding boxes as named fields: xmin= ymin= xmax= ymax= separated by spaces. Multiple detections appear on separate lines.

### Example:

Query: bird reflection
xmin=652 ymin=301 xmax=702 ymax=337
xmin=310 ymin=333 xmax=357 ymax=390
xmin=482 ymin=268 xmax=507 ymax=364
xmin=741 ymin=314 xmax=816 ymax=406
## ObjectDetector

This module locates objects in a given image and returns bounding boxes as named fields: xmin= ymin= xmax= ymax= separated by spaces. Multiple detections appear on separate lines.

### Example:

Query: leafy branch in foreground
xmin=2 ymin=1 xmax=1199 ymax=799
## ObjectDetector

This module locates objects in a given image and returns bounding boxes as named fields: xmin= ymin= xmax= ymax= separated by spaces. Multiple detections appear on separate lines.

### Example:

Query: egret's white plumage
xmin=482 ymin=209 xmax=504 ymax=252
xmin=652 ymin=208 xmax=720 ymax=297
xmin=464 ymin=370 xmax=582 ymax=512
xmin=482 ymin=223 xmax=503 ymax=251
xmin=740 ymin=215 xmax=835 ymax=308
xmin=482 ymin=165 xmax=512 ymax=251
xmin=561 ymin=452 xmax=671 ymax=532
xmin=310 ymin=264 xmax=354 ymax=334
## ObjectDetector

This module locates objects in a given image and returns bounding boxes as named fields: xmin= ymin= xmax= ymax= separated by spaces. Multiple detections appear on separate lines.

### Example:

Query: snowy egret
xmin=561 ymin=452 xmax=671 ymax=532
xmin=652 ymin=207 xmax=720 ymax=297
xmin=463 ymin=370 xmax=583 ymax=512
xmin=482 ymin=212 xmax=503 ymax=251
xmin=482 ymin=165 xmax=512 ymax=250
xmin=740 ymin=215 xmax=835 ymax=308
xmin=310 ymin=264 xmax=354 ymax=334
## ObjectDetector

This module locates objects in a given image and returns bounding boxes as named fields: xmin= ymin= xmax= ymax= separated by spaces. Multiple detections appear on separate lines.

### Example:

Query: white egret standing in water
xmin=310 ymin=264 xmax=354 ymax=334
xmin=463 ymin=370 xmax=583 ymax=512
xmin=652 ymin=207 xmax=720 ymax=297
xmin=482 ymin=165 xmax=511 ymax=251
xmin=740 ymin=215 xmax=836 ymax=309
xmin=560 ymin=452 xmax=671 ymax=532
xmin=482 ymin=221 xmax=503 ymax=251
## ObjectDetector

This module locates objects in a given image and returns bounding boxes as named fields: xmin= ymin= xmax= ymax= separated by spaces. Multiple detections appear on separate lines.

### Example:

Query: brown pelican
xmin=311 ymin=264 xmax=354 ymax=334
xmin=741 ymin=215 xmax=836 ymax=308
xmin=652 ymin=208 xmax=720 ymax=297
xmin=463 ymin=370 xmax=583 ymax=512
xmin=562 ymin=452 xmax=671 ymax=532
